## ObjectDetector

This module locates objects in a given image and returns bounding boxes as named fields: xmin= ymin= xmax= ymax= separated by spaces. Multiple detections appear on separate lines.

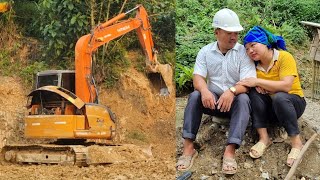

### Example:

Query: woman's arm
xmin=256 ymin=76 xmax=294 ymax=93
xmin=237 ymin=76 xmax=294 ymax=93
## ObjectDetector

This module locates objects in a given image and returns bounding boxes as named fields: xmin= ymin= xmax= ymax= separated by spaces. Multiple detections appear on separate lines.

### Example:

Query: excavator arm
xmin=75 ymin=5 xmax=172 ymax=103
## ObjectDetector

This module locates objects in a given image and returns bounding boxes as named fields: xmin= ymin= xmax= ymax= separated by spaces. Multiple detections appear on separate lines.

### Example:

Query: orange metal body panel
xmin=25 ymin=115 xmax=85 ymax=139
xmin=85 ymin=104 xmax=115 ymax=131
xmin=25 ymin=104 xmax=116 ymax=139
xmin=25 ymin=87 xmax=115 ymax=139
xmin=73 ymin=104 xmax=115 ymax=139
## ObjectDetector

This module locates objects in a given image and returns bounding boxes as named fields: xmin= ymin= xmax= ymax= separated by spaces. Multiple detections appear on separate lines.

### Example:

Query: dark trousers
xmin=249 ymin=89 xmax=306 ymax=136
xmin=182 ymin=90 xmax=251 ymax=148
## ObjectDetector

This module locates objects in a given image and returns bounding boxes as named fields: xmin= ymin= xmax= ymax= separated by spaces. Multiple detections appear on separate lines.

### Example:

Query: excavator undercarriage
xmin=2 ymin=144 xmax=88 ymax=166
xmin=2 ymin=143 xmax=153 ymax=166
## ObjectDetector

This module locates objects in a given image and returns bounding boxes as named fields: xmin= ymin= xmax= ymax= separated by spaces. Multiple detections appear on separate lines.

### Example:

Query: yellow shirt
xmin=256 ymin=50 xmax=304 ymax=97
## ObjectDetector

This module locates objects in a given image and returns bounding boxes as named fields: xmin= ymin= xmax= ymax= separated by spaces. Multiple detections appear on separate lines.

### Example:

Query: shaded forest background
xmin=0 ymin=0 xmax=175 ymax=88
xmin=1 ymin=0 xmax=320 ymax=95
xmin=176 ymin=0 xmax=320 ymax=96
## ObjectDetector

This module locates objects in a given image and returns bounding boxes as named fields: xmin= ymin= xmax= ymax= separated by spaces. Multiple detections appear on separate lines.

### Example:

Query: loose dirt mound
xmin=0 ymin=52 xmax=176 ymax=179
xmin=0 ymin=76 xmax=26 ymax=148
xmin=176 ymin=97 xmax=320 ymax=180
xmin=99 ymin=51 xmax=176 ymax=160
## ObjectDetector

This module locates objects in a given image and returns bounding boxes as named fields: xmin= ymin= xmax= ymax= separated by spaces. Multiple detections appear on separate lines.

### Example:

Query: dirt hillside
xmin=0 ymin=51 xmax=176 ymax=179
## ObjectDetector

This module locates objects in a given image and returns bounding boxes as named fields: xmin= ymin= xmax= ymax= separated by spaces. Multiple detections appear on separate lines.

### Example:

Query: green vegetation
xmin=0 ymin=0 xmax=175 ymax=88
xmin=176 ymin=0 xmax=320 ymax=95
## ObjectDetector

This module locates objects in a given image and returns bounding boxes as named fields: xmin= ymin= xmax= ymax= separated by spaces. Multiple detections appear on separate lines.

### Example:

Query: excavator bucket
xmin=146 ymin=63 xmax=173 ymax=96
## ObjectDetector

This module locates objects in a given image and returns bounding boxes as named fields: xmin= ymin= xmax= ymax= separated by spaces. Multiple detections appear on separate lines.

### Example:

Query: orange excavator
xmin=0 ymin=2 xmax=10 ymax=13
xmin=1 ymin=5 xmax=172 ymax=166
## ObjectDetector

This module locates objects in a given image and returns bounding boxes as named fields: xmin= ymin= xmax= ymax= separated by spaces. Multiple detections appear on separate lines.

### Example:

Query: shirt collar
xmin=212 ymin=42 xmax=240 ymax=53
xmin=256 ymin=49 xmax=280 ymax=72
xmin=272 ymin=49 xmax=279 ymax=61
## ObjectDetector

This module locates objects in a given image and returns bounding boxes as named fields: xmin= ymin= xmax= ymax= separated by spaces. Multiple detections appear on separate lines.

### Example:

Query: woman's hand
xmin=256 ymin=86 xmax=269 ymax=94
xmin=237 ymin=77 xmax=258 ymax=87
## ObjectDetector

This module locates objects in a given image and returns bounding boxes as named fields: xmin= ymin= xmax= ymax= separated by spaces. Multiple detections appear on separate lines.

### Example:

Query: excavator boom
xmin=75 ymin=5 xmax=172 ymax=103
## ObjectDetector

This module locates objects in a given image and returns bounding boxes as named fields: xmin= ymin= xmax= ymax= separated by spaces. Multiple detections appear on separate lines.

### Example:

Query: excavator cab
xmin=36 ymin=70 xmax=75 ymax=93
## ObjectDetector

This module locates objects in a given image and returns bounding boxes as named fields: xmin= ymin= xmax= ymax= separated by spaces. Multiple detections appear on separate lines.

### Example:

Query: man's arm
xmin=193 ymin=74 xmax=216 ymax=110
xmin=216 ymin=84 xmax=248 ymax=112
xmin=231 ymin=84 xmax=249 ymax=95
xmin=217 ymin=51 xmax=255 ymax=112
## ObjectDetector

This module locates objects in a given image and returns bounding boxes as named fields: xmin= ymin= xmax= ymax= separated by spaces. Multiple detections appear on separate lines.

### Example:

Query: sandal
xmin=222 ymin=157 xmax=237 ymax=175
xmin=287 ymin=147 xmax=302 ymax=167
xmin=249 ymin=141 xmax=272 ymax=159
xmin=176 ymin=150 xmax=198 ymax=171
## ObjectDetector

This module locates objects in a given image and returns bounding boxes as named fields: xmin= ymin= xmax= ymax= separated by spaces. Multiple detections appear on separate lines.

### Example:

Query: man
xmin=176 ymin=8 xmax=256 ymax=175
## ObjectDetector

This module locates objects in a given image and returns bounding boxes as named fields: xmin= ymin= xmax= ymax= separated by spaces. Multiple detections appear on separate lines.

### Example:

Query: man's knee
xmin=235 ymin=93 xmax=250 ymax=104
xmin=188 ymin=90 xmax=201 ymax=102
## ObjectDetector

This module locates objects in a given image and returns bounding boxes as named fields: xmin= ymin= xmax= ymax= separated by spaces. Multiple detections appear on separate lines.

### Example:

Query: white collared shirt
xmin=193 ymin=42 xmax=256 ymax=95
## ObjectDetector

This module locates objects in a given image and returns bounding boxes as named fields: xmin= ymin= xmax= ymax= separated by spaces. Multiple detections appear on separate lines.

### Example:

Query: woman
xmin=238 ymin=26 xmax=306 ymax=167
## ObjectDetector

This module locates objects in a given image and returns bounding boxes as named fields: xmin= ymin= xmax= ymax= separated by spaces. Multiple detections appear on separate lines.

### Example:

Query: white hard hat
xmin=212 ymin=8 xmax=243 ymax=32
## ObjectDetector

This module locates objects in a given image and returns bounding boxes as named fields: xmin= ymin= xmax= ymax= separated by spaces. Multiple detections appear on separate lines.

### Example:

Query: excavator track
xmin=1 ymin=144 xmax=88 ymax=166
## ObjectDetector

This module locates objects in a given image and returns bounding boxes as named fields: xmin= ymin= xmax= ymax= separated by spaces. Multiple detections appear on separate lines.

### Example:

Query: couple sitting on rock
xmin=176 ymin=8 xmax=306 ymax=175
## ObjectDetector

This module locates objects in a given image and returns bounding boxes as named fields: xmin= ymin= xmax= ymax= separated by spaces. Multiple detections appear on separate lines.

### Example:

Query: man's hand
xmin=216 ymin=90 xmax=234 ymax=112
xmin=200 ymin=88 xmax=216 ymax=110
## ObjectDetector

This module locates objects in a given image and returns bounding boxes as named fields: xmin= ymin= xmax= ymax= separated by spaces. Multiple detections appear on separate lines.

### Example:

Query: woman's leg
xmin=249 ymin=89 xmax=273 ymax=157
xmin=272 ymin=92 xmax=306 ymax=166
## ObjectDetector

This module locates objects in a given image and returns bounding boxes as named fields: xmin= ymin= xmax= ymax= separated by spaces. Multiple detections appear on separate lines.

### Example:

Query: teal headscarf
xmin=243 ymin=26 xmax=287 ymax=50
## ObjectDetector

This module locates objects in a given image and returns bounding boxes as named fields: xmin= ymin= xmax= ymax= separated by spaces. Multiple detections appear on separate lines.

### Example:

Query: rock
xmin=196 ymin=123 xmax=219 ymax=145
xmin=244 ymin=162 xmax=253 ymax=169
xmin=200 ymin=174 xmax=210 ymax=180
xmin=202 ymin=115 xmax=213 ymax=124
xmin=241 ymin=140 xmax=246 ymax=146
xmin=211 ymin=168 xmax=218 ymax=175
xmin=211 ymin=116 xmax=229 ymax=125
xmin=271 ymin=169 xmax=278 ymax=178
xmin=259 ymin=166 xmax=263 ymax=172
xmin=261 ymin=172 xmax=269 ymax=179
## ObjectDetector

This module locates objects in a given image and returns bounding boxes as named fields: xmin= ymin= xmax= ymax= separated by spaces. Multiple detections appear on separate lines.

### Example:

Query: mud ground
xmin=0 ymin=51 xmax=176 ymax=179
xmin=176 ymin=96 xmax=320 ymax=180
